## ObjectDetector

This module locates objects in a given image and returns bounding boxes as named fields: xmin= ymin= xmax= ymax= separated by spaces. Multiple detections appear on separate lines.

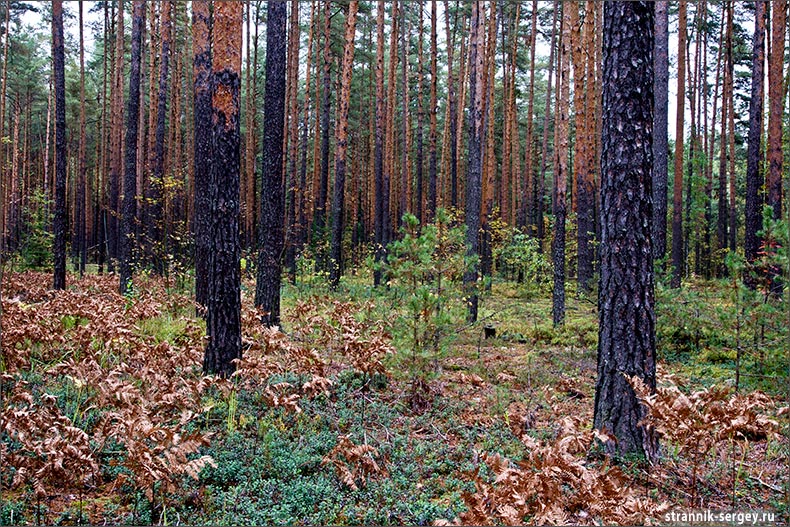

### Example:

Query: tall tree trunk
xmin=652 ymin=0 xmax=669 ymax=267
xmin=671 ymin=0 xmax=686 ymax=288
xmin=148 ymin=1 xmax=172 ymax=273
xmin=414 ymin=2 xmax=425 ymax=224
xmin=518 ymin=0 xmax=539 ymax=230
xmin=204 ymin=1 xmax=243 ymax=377
xmin=298 ymin=3 xmax=316 ymax=258
xmin=464 ymin=1 xmax=484 ymax=323
xmin=718 ymin=1 xmax=733 ymax=268
xmin=385 ymin=1 xmax=399 ymax=244
xmin=328 ymin=1 xmax=359 ymax=288
xmin=744 ymin=0 xmax=766 ymax=272
xmin=285 ymin=0 xmax=301 ymax=282
xmin=767 ymin=0 xmax=786 ymax=293
xmin=193 ymin=0 xmax=212 ymax=310
xmin=575 ymin=1 xmax=595 ymax=292
xmin=537 ymin=2 xmax=559 ymax=252
xmin=108 ymin=1 xmax=125 ymax=272
xmin=427 ymin=0 xmax=438 ymax=221
xmin=52 ymin=0 xmax=67 ymax=290
xmin=444 ymin=0 xmax=459 ymax=209
xmin=553 ymin=1 xmax=571 ymax=325
xmin=373 ymin=0 xmax=388 ymax=287
xmin=255 ymin=0 xmax=287 ymax=326
xmin=314 ymin=0 xmax=332 ymax=254
xmin=594 ymin=1 xmax=657 ymax=461
xmin=120 ymin=1 xmax=146 ymax=294
xmin=78 ymin=1 xmax=88 ymax=277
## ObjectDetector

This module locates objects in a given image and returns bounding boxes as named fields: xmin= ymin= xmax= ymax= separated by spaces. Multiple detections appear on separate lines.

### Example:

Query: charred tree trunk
xmin=463 ymin=1 xmax=484 ymax=323
xmin=193 ymin=0 xmax=212 ymax=310
xmin=744 ymin=0 xmax=766 ymax=273
xmin=120 ymin=1 xmax=146 ymax=294
xmin=255 ymin=0 xmax=287 ymax=326
xmin=373 ymin=0 xmax=388 ymax=287
xmin=52 ymin=0 xmax=67 ymax=290
xmin=594 ymin=1 xmax=658 ymax=461
xmin=552 ymin=2 xmax=571 ymax=325
xmin=204 ymin=1 xmax=243 ymax=377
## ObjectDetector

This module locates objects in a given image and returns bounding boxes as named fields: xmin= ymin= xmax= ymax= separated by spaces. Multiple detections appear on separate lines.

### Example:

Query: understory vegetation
xmin=0 ymin=224 xmax=788 ymax=525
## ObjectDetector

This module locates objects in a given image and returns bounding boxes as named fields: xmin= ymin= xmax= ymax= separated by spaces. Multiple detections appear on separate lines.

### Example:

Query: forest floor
xmin=0 ymin=269 xmax=788 ymax=526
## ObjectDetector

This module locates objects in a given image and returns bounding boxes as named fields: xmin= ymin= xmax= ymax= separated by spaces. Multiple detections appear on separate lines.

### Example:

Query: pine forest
xmin=0 ymin=1 xmax=788 ymax=525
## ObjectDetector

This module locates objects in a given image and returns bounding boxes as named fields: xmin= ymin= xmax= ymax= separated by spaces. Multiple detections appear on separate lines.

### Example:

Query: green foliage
xmin=380 ymin=210 xmax=468 ymax=402
xmin=17 ymin=191 xmax=53 ymax=271
xmin=493 ymin=228 xmax=551 ymax=295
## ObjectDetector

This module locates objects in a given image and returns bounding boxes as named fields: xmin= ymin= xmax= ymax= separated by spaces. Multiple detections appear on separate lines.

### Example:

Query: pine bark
xmin=744 ymin=0 xmax=766 ymax=269
xmin=718 ymin=1 xmax=733 ymax=264
xmin=77 ymin=1 xmax=87 ymax=277
xmin=652 ymin=0 xmax=669 ymax=266
xmin=767 ymin=2 xmax=785 ymax=221
xmin=313 ymin=1 xmax=332 ymax=250
xmin=594 ymin=1 xmax=657 ymax=461
xmin=148 ymin=1 xmax=172 ymax=273
xmin=120 ymin=1 xmax=146 ymax=294
xmin=537 ymin=2 xmax=558 ymax=251
xmin=553 ymin=2 xmax=571 ymax=325
xmin=464 ymin=1 xmax=484 ymax=323
xmin=328 ymin=1 xmax=359 ymax=288
xmin=193 ymin=0 xmax=212 ymax=309
xmin=204 ymin=1 xmax=243 ymax=377
xmin=671 ymin=0 xmax=686 ymax=288
xmin=427 ymin=0 xmax=438 ymax=221
xmin=52 ymin=0 xmax=67 ymax=290
xmin=255 ymin=0 xmax=287 ymax=326
xmin=373 ymin=0 xmax=388 ymax=287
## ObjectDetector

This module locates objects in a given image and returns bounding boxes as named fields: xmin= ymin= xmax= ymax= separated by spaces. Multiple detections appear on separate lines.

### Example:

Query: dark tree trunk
xmin=120 ymin=1 xmax=146 ymax=294
xmin=536 ymin=2 xmax=558 ymax=252
xmin=193 ymin=0 xmax=212 ymax=310
xmin=255 ymin=0 xmax=287 ymax=326
xmin=427 ymin=0 xmax=438 ymax=221
xmin=553 ymin=1 xmax=570 ymax=326
xmin=328 ymin=1 xmax=359 ymax=288
xmin=652 ymin=0 xmax=669 ymax=266
xmin=77 ymin=1 xmax=87 ymax=277
xmin=52 ymin=0 xmax=67 ymax=290
xmin=594 ymin=1 xmax=658 ymax=461
xmin=373 ymin=0 xmax=388 ymax=287
xmin=444 ymin=0 xmax=458 ymax=209
xmin=744 ymin=0 xmax=766 ymax=271
xmin=671 ymin=0 xmax=686 ymax=288
xmin=313 ymin=1 xmax=332 ymax=257
xmin=717 ymin=1 xmax=733 ymax=272
xmin=463 ymin=1 xmax=484 ymax=323
xmin=148 ymin=1 xmax=172 ymax=274
xmin=415 ymin=2 xmax=425 ymax=224
xmin=204 ymin=1 xmax=243 ymax=378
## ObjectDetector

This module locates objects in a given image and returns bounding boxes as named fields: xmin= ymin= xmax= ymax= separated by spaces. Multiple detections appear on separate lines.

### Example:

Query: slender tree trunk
xmin=204 ymin=1 xmax=243 ymax=377
xmin=718 ymin=1 xmax=733 ymax=268
xmin=193 ymin=0 xmax=212 ymax=309
xmin=517 ymin=0 xmax=538 ymax=230
xmin=148 ymin=1 xmax=172 ymax=273
xmin=652 ymin=0 xmax=669 ymax=267
xmin=594 ymin=1 xmax=658 ymax=461
xmin=553 ymin=1 xmax=571 ymax=325
xmin=298 ymin=3 xmax=316 ymax=257
xmin=671 ymin=0 xmax=687 ymax=288
xmin=767 ymin=0 xmax=786 ymax=293
xmin=255 ymin=0 xmax=287 ymax=326
xmin=464 ymin=1 xmax=484 ymax=323
xmin=314 ymin=0 xmax=332 ymax=254
xmin=77 ymin=1 xmax=87 ymax=276
xmin=285 ymin=0 xmax=301 ymax=282
xmin=329 ymin=1 xmax=359 ymax=288
xmin=385 ymin=1 xmax=399 ymax=244
xmin=444 ymin=0 xmax=459 ymax=209
xmin=537 ymin=2 xmax=558 ymax=252
xmin=52 ymin=0 xmax=67 ymax=290
xmin=373 ymin=0 xmax=388 ymax=287
xmin=744 ymin=0 xmax=766 ymax=271
xmin=427 ymin=0 xmax=438 ymax=221
xmin=120 ymin=1 xmax=146 ymax=294
xmin=414 ymin=2 xmax=425 ymax=224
